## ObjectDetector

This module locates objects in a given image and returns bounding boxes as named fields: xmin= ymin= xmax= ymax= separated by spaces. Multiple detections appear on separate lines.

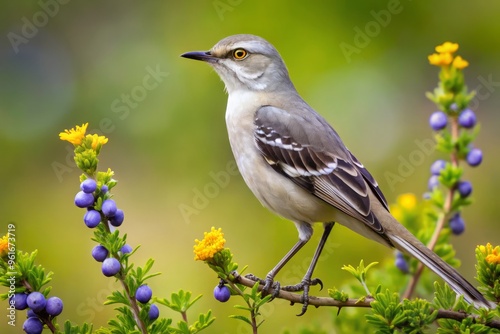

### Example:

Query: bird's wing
xmin=254 ymin=105 xmax=389 ymax=236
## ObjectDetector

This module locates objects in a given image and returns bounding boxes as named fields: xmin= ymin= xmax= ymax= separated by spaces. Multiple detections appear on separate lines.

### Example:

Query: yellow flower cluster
xmin=478 ymin=243 xmax=500 ymax=265
xmin=193 ymin=227 xmax=226 ymax=261
xmin=0 ymin=234 xmax=9 ymax=258
xmin=389 ymin=193 xmax=417 ymax=222
xmin=428 ymin=41 xmax=469 ymax=70
xmin=59 ymin=123 xmax=108 ymax=150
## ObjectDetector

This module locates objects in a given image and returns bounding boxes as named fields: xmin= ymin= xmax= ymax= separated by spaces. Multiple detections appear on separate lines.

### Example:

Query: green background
xmin=1 ymin=1 xmax=499 ymax=333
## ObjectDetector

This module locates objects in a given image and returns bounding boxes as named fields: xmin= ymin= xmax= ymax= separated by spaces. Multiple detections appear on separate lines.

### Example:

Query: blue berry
xmin=75 ymin=191 xmax=94 ymax=208
xmin=26 ymin=292 xmax=46 ymax=313
xmin=395 ymin=252 xmax=409 ymax=273
xmin=101 ymin=199 xmax=117 ymax=217
xmin=92 ymin=245 xmax=108 ymax=262
xmin=148 ymin=304 xmax=159 ymax=320
xmin=46 ymin=296 xmax=63 ymax=316
xmin=120 ymin=244 xmax=132 ymax=254
xmin=429 ymin=111 xmax=447 ymax=131
xmin=109 ymin=209 xmax=124 ymax=227
xmin=80 ymin=179 xmax=97 ymax=193
xmin=84 ymin=210 xmax=101 ymax=228
xmin=428 ymin=175 xmax=440 ymax=190
xmin=213 ymin=285 xmax=230 ymax=302
xmin=466 ymin=148 xmax=483 ymax=167
xmin=23 ymin=317 xmax=43 ymax=334
xmin=27 ymin=309 xmax=39 ymax=318
xmin=449 ymin=213 xmax=465 ymax=235
xmin=102 ymin=258 xmax=121 ymax=277
xmin=101 ymin=185 xmax=109 ymax=194
xmin=430 ymin=160 xmax=447 ymax=175
xmin=458 ymin=109 xmax=477 ymax=129
xmin=11 ymin=293 xmax=28 ymax=310
xmin=135 ymin=285 xmax=152 ymax=304
xmin=457 ymin=181 xmax=473 ymax=198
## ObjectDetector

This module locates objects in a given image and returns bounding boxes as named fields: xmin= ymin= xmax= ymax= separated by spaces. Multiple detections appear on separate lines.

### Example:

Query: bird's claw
xmin=245 ymin=273 xmax=281 ymax=299
xmin=282 ymin=277 xmax=323 ymax=316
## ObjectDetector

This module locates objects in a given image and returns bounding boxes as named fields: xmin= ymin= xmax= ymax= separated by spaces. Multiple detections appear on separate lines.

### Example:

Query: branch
xmin=233 ymin=273 xmax=500 ymax=330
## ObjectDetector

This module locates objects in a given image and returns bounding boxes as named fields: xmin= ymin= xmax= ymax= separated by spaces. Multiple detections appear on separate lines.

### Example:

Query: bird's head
xmin=181 ymin=34 xmax=294 ymax=94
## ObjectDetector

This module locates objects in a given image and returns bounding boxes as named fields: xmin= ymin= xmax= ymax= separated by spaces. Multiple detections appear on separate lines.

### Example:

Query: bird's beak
xmin=180 ymin=51 xmax=217 ymax=63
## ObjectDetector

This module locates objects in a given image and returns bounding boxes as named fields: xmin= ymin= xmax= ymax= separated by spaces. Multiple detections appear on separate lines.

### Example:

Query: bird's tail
xmin=387 ymin=231 xmax=494 ymax=309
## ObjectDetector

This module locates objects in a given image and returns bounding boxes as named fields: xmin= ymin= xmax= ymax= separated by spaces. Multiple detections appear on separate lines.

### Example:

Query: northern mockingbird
xmin=181 ymin=34 xmax=491 ymax=314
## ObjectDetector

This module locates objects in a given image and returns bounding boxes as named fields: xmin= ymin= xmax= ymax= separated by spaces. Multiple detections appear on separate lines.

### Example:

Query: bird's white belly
xmin=225 ymin=91 xmax=340 ymax=224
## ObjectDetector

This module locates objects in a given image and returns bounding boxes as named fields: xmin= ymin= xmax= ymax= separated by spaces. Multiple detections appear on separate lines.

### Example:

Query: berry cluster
xmin=11 ymin=292 xmax=63 ymax=334
xmin=427 ymin=107 xmax=482 ymax=235
xmin=75 ymin=179 xmax=124 ymax=229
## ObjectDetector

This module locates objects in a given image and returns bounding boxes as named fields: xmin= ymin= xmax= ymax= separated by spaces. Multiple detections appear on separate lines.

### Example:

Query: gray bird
xmin=181 ymin=34 xmax=492 ymax=314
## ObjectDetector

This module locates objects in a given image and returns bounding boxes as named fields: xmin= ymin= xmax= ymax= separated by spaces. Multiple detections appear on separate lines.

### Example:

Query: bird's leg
xmin=282 ymin=222 xmax=335 ymax=316
xmin=246 ymin=222 xmax=313 ymax=298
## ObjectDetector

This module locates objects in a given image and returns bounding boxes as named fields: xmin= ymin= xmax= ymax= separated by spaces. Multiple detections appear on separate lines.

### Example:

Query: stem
xmin=403 ymin=117 xmax=460 ymax=300
xmin=119 ymin=277 xmax=148 ymax=334
xmin=232 ymin=273 xmax=500 ymax=330
xmin=226 ymin=279 xmax=260 ymax=334
xmin=181 ymin=311 xmax=188 ymax=323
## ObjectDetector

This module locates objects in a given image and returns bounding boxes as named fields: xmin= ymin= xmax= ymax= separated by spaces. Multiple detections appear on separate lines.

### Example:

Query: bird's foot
xmin=245 ymin=273 xmax=281 ymax=298
xmin=282 ymin=277 xmax=323 ymax=316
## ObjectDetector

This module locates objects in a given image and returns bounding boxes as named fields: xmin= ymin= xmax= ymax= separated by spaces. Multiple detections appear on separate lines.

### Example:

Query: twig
xmin=233 ymin=273 xmax=500 ymax=330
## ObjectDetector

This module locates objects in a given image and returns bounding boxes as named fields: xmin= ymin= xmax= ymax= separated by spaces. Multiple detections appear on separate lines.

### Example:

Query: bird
xmin=181 ymin=34 xmax=492 ymax=315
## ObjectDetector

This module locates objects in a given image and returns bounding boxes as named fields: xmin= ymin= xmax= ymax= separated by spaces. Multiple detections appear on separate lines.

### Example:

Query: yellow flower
xmin=0 ymin=235 xmax=8 ymax=258
xmin=87 ymin=134 xmax=109 ymax=150
xmin=397 ymin=193 xmax=417 ymax=210
xmin=452 ymin=56 xmax=469 ymax=70
xmin=435 ymin=42 xmax=459 ymax=54
xmin=428 ymin=52 xmax=453 ymax=66
xmin=486 ymin=254 xmax=500 ymax=265
xmin=194 ymin=227 xmax=226 ymax=261
xmin=59 ymin=123 xmax=88 ymax=145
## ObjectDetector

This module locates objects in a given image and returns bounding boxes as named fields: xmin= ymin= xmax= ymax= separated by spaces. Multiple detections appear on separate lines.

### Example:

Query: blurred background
xmin=1 ymin=1 xmax=499 ymax=333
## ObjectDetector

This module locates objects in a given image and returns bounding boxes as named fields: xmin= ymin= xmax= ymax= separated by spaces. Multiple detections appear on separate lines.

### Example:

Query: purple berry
xmin=449 ymin=213 xmax=465 ymax=235
xmin=45 ymin=297 xmax=63 ymax=316
xmin=135 ymin=285 xmax=152 ymax=304
xmin=148 ymin=304 xmax=159 ymax=320
xmin=74 ymin=191 xmax=94 ymax=208
xmin=23 ymin=317 xmax=43 ymax=334
xmin=102 ymin=258 xmax=121 ymax=277
xmin=101 ymin=199 xmax=117 ymax=217
xmin=26 ymin=292 xmax=46 ymax=313
xmin=11 ymin=293 xmax=28 ymax=310
xmin=395 ymin=252 xmax=409 ymax=273
xmin=466 ymin=148 xmax=483 ymax=167
xmin=80 ymin=179 xmax=97 ymax=193
xmin=429 ymin=111 xmax=447 ymax=131
xmin=428 ymin=175 xmax=440 ymax=190
xmin=120 ymin=244 xmax=132 ymax=254
xmin=430 ymin=160 xmax=447 ymax=175
xmin=457 ymin=181 xmax=473 ymax=198
xmin=109 ymin=209 xmax=124 ymax=227
xmin=101 ymin=185 xmax=109 ymax=194
xmin=213 ymin=285 xmax=230 ymax=302
xmin=92 ymin=245 xmax=109 ymax=262
xmin=458 ymin=109 xmax=477 ymax=129
xmin=84 ymin=210 xmax=101 ymax=228
xmin=27 ymin=309 xmax=38 ymax=318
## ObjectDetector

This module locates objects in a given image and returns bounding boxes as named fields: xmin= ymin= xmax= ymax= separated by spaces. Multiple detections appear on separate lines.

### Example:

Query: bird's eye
xmin=233 ymin=49 xmax=248 ymax=60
